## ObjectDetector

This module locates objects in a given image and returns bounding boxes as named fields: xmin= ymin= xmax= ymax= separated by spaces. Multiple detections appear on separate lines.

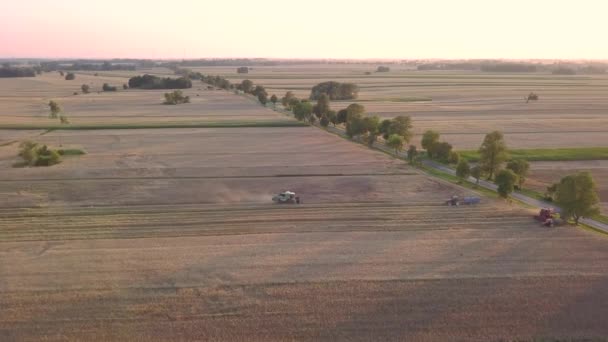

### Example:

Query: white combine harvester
xmin=272 ymin=191 xmax=300 ymax=204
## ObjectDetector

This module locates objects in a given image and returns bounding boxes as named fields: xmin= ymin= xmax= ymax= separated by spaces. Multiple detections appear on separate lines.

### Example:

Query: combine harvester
xmin=272 ymin=191 xmax=300 ymax=204
xmin=445 ymin=195 xmax=481 ymax=206
xmin=534 ymin=207 xmax=563 ymax=227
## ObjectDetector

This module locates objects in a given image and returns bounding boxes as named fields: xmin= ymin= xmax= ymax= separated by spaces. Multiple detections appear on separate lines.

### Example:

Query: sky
xmin=1 ymin=0 xmax=607 ymax=60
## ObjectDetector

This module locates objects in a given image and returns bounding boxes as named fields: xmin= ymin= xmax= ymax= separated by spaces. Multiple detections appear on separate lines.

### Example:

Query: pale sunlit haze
xmin=1 ymin=0 xmax=607 ymax=59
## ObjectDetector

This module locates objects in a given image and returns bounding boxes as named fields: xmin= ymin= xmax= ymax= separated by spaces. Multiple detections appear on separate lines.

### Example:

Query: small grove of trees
xmin=48 ymin=100 xmax=61 ymax=119
xmin=237 ymin=67 xmax=249 ymax=74
xmin=102 ymin=83 xmax=117 ymax=91
xmin=376 ymin=66 xmax=390 ymax=72
xmin=65 ymin=72 xmax=76 ymax=80
xmin=163 ymin=90 xmax=190 ymax=105
xmin=310 ymin=81 xmax=359 ymax=100
xmin=552 ymin=172 xmax=600 ymax=225
xmin=17 ymin=141 xmax=61 ymax=167
xmin=478 ymin=131 xmax=508 ymax=180
xmin=128 ymin=74 xmax=192 ymax=89
xmin=201 ymin=75 xmax=232 ymax=90
xmin=81 ymin=84 xmax=90 ymax=94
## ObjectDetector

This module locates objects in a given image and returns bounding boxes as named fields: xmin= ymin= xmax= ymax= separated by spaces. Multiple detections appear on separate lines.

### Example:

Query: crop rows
xmin=0 ymin=203 xmax=536 ymax=242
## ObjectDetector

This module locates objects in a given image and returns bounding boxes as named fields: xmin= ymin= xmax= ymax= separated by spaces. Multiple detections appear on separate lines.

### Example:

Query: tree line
xmin=128 ymin=74 xmax=192 ymax=89
xmin=0 ymin=66 xmax=37 ymax=77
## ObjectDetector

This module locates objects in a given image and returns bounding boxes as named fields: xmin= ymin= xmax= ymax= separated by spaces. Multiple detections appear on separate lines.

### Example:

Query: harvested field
xmin=527 ymin=160 xmax=608 ymax=213
xmin=0 ymin=73 xmax=289 ymax=126
xmin=2 ymin=68 xmax=608 ymax=340
xmin=189 ymin=65 xmax=608 ymax=149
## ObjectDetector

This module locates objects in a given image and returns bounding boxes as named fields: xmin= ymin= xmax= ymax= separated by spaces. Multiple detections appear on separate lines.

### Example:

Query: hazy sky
xmin=2 ymin=0 xmax=607 ymax=59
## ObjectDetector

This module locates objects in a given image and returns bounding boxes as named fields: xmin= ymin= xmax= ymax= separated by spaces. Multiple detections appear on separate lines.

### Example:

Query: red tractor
xmin=534 ymin=208 xmax=561 ymax=227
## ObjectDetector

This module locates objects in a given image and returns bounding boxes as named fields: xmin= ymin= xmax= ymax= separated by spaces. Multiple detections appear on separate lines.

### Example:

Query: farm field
xmin=1 ymin=67 xmax=608 ymax=340
xmin=527 ymin=160 xmax=608 ymax=213
xmin=0 ymin=72 xmax=290 ymax=127
xmin=189 ymin=64 xmax=608 ymax=149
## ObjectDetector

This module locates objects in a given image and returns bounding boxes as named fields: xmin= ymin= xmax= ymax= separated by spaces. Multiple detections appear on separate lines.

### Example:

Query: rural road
xmin=421 ymin=159 xmax=608 ymax=233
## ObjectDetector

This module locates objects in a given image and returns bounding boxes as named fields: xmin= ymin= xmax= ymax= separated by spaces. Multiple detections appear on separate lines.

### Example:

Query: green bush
xmin=163 ymin=90 xmax=190 ymax=105
xmin=17 ymin=141 xmax=61 ymax=167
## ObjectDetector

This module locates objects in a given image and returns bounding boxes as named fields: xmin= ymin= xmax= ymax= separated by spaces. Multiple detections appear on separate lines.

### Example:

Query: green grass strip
xmin=458 ymin=147 xmax=608 ymax=162
xmin=0 ymin=121 xmax=307 ymax=130
xmin=58 ymin=149 xmax=86 ymax=156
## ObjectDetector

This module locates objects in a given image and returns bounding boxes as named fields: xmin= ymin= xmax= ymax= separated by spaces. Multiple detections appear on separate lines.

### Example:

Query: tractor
xmin=272 ymin=191 xmax=300 ymax=204
xmin=445 ymin=195 xmax=481 ymax=206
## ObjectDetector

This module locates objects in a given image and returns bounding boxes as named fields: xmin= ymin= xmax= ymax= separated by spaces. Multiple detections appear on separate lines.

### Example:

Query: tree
xmin=257 ymin=93 xmax=268 ymax=105
xmin=314 ymin=93 xmax=331 ymax=118
xmin=471 ymin=165 xmax=482 ymax=185
xmin=65 ymin=72 xmax=75 ymax=80
xmin=362 ymin=116 xmax=380 ymax=146
xmin=421 ymin=130 xmax=440 ymax=157
xmin=270 ymin=94 xmax=278 ymax=105
xmin=237 ymin=67 xmax=249 ymax=74
xmin=240 ymin=80 xmax=254 ymax=93
xmin=495 ymin=169 xmax=518 ymax=199
xmin=506 ymin=159 xmax=530 ymax=189
xmin=336 ymin=109 xmax=348 ymax=124
xmin=432 ymin=142 xmax=453 ymax=163
xmin=123 ymin=84 xmax=129 ymax=90
xmin=379 ymin=119 xmax=392 ymax=139
xmin=251 ymin=85 xmax=267 ymax=97
xmin=478 ymin=131 xmax=508 ymax=180
xmin=59 ymin=70 xmax=65 ymax=76
xmin=59 ymin=115 xmax=70 ymax=124
xmin=346 ymin=103 xmax=365 ymax=118
xmin=448 ymin=151 xmax=460 ymax=164
xmin=554 ymin=172 xmax=600 ymax=225
xmin=320 ymin=115 xmax=330 ymax=127
xmin=345 ymin=112 xmax=366 ymax=139
xmin=386 ymin=134 xmax=404 ymax=156
xmin=293 ymin=101 xmax=313 ymax=122
xmin=81 ymin=84 xmax=90 ymax=94
xmin=387 ymin=116 xmax=413 ymax=142
xmin=102 ymin=83 xmax=117 ymax=91
xmin=456 ymin=159 xmax=471 ymax=183
xmin=163 ymin=90 xmax=190 ymax=105
xmin=281 ymin=91 xmax=296 ymax=108
xmin=327 ymin=110 xmax=338 ymax=127
xmin=407 ymin=145 xmax=418 ymax=164
xmin=48 ymin=100 xmax=61 ymax=119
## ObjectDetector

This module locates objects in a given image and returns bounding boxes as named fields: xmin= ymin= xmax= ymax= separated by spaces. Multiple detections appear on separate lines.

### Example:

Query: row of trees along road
xmin=280 ymin=91 xmax=413 ymax=155
xmin=431 ymin=130 xmax=600 ymax=226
